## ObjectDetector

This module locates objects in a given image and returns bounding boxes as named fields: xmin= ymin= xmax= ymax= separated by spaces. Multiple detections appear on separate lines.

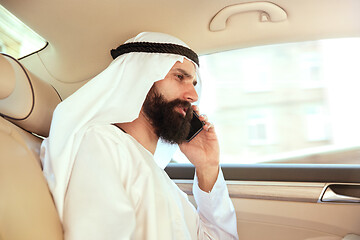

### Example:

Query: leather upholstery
xmin=0 ymin=54 xmax=63 ymax=240
xmin=0 ymin=54 xmax=61 ymax=137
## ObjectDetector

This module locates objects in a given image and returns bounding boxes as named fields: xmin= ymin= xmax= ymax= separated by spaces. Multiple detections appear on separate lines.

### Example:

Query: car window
xmin=0 ymin=4 xmax=46 ymax=58
xmin=173 ymin=38 xmax=360 ymax=165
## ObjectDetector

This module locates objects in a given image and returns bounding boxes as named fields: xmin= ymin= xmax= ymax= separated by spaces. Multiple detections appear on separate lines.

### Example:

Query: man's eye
xmin=176 ymin=74 xmax=184 ymax=80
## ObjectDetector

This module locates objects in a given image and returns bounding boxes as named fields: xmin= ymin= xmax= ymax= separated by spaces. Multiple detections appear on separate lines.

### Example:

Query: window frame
xmin=165 ymin=163 xmax=360 ymax=183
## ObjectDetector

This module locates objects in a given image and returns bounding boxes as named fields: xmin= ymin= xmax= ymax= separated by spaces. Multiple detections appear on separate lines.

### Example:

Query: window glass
xmin=0 ymin=4 xmax=46 ymax=58
xmin=173 ymin=38 xmax=360 ymax=164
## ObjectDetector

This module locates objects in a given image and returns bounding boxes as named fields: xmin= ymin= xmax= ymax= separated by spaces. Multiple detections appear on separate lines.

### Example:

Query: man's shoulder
xmin=80 ymin=124 xmax=154 ymax=169
xmin=78 ymin=124 xmax=134 ymax=161
xmin=83 ymin=124 xmax=130 ymax=145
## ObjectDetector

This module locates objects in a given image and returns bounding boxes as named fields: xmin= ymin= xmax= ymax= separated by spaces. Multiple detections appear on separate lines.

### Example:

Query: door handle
xmin=321 ymin=184 xmax=360 ymax=203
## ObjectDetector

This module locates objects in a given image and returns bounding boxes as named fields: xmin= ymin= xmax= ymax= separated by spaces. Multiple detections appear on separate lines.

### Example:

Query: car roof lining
xmin=1 ymin=0 xmax=359 ymax=96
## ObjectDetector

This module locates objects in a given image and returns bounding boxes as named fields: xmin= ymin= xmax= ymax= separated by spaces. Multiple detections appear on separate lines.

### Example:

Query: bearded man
xmin=41 ymin=32 xmax=238 ymax=240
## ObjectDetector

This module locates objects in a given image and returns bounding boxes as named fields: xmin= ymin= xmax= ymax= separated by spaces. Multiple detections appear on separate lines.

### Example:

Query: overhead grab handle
xmin=209 ymin=2 xmax=287 ymax=32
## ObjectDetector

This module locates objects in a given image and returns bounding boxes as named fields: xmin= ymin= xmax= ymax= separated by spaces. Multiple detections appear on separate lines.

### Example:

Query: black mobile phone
xmin=186 ymin=111 xmax=204 ymax=142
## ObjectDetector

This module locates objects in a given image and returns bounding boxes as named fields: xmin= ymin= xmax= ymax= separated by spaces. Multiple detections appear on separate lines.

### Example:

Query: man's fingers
xmin=199 ymin=114 xmax=208 ymax=122
xmin=204 ymin=122 xmax=214 ymax=131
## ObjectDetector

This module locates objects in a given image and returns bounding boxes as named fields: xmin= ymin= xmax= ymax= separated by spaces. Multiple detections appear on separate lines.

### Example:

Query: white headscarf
xmin=41 ymin=32 xmax=200 ymax=221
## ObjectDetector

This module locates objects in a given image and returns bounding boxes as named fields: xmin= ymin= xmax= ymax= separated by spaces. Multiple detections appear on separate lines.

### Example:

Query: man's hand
xmin=179 ymin=105 xmax=220 ymax=192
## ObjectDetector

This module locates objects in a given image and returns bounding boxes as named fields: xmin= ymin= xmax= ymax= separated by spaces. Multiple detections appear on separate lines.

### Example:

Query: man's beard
xmin=142 ymin=86 xmax=193 ymax=144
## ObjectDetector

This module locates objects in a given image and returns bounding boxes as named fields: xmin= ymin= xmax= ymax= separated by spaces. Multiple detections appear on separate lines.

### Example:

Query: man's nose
xmin=184 ymin=84 xmax=198 ymax=103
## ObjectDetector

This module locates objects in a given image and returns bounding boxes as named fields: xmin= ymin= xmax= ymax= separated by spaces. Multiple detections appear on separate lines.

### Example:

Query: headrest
xmin=0 ymin=54 xmax=61 ymax=137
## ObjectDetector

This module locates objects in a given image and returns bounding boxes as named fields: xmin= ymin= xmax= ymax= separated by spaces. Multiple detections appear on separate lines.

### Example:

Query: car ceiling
xmin=0 ymin=0 xmax=359 ymax=96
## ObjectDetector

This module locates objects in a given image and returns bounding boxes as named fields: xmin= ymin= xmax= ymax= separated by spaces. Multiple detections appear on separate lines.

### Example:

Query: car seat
xmin=0 ymin=53 xmax=63 ymax=240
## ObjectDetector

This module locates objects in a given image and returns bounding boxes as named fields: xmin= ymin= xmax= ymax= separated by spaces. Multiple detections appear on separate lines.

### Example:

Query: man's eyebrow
xmin=174 ymin=68 xmax=193 ymax=78
xmin=173 ymin=68 xmax=197 ymax=85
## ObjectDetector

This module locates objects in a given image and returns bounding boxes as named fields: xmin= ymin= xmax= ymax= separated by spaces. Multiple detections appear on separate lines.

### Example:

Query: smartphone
xmin=186 ymin=111 xmax=204 ymax=142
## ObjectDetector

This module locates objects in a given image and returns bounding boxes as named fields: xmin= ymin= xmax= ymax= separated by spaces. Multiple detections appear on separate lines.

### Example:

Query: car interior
xmin=0 ymin=0 xmax=360 ymax=239
xmin=0 ymin=53 xmax=63 ymax=239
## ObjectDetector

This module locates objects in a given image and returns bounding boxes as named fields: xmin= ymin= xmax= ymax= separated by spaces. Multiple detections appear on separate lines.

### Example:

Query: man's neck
xmin=114 ymin=112 xmax=158 ymax=154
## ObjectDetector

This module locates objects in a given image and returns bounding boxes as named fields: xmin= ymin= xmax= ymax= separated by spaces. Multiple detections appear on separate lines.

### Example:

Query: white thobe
xmin=63 ymin=125 xmax=238 ymax=240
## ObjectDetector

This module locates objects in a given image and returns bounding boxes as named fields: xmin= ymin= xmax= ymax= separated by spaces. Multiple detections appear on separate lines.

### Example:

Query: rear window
xmin=173 ymin=38 xmax=360 ymax=164
xmin=0 ymin=4 xmax=46 ymax=58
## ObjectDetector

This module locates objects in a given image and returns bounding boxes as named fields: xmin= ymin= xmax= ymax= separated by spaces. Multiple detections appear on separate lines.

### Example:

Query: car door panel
xmin=166 ymin=164 xmax=360 ymax=239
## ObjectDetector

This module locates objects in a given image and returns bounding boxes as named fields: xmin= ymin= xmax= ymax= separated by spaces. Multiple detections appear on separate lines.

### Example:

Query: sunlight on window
xmin=0 ymin=4 xmax=46 ymax=58
xmin=172 ymin=38 xmax=360 ymax=165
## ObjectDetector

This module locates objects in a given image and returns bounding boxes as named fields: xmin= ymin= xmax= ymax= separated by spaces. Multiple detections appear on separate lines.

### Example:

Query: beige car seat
xmin=0 ymin=53 xmax=63 ymax=240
